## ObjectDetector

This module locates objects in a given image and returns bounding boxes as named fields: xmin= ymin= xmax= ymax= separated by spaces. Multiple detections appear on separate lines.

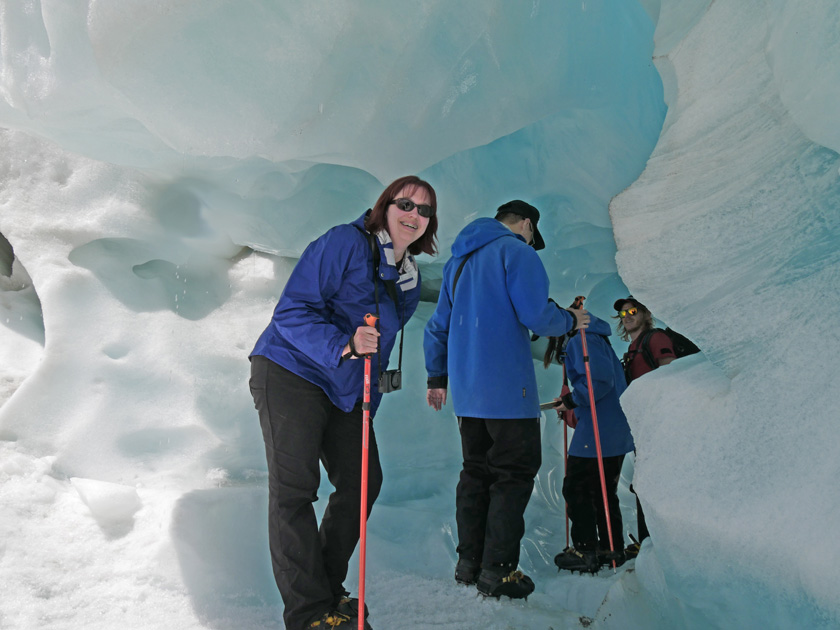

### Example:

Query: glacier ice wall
xmin=0 ymin=0 xmax=663 ymax=477
xmin=602 ymin=0 xmax=840 ymax=627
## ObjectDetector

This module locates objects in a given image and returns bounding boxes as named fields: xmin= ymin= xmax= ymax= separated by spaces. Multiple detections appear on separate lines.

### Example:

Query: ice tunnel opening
xmin=0 ymin=230 xmax=45 ymax=410
xmin=0 ymin=231 xmax=13 ymax=278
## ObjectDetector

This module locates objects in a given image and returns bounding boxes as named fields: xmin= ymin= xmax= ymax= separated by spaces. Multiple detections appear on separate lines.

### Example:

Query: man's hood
xmin=451 ymin=217 xmax=524 ymax=257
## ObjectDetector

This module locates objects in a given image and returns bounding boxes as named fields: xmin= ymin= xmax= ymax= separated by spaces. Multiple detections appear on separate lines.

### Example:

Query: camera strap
xmin=357 ymin=226 xmax=405 ymax=380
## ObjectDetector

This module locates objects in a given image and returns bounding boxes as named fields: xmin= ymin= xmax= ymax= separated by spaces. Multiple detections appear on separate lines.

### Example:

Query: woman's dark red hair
xmin=365 ymin=175 xmax=438 ymax=256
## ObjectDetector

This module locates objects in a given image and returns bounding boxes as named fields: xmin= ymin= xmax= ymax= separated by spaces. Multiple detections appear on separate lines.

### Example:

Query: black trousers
xmin=562 ymin=454 xmax=625 ymax=551
xmin=455 ymin=417 xmax=541 ymax=570
xmin=249 ymin=356 xmax=382 ymax=630
xmin=630 ymin=483 xmax=650 ymax=542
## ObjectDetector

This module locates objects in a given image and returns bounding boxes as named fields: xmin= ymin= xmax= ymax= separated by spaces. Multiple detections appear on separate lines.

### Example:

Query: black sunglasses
xmin=391 ymin=197 xmax=435 ymax=218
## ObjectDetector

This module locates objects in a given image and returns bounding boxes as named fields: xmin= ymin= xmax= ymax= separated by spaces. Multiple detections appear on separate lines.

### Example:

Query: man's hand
xmin=566 ymin=307 xmax=590 ymax=330
xmin=427 ymin=388 xmax=447 ymax=411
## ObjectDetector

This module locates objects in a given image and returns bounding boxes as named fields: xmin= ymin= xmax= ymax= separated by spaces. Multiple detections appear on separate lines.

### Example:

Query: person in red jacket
xmin=616 ymin=297 xmax=676 ymax=381
xmin=614 ymin=296 xmax=675 ymax=557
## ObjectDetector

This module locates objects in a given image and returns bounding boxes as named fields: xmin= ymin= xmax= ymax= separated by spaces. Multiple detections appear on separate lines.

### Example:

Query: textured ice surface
xmin=0 ymin=1 xmax=838 ymax=629
xmin=606 ymin=0 xmax=840 ymax=627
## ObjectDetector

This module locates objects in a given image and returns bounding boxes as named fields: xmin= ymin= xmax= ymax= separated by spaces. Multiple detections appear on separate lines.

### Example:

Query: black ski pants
xmin=563 ymin=454 xmax=625 ymax=552
xmin=249 ymin=356 xmax=382 ymax=630
xmin=455 ymin=416 xmax=541 ymax=571
xmin=630 ymin=449 xmax=650 ymax=543
xmin=632 ymin=486 xmax=650 ymax=542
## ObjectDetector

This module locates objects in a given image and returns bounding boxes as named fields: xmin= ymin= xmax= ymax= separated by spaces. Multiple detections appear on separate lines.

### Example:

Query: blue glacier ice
xmin=0 ymin=1 xmax=837 ymax=629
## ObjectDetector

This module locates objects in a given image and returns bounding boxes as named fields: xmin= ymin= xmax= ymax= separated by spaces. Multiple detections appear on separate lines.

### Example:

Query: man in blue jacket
xmin=424 ymin=200 xmax=589 ymax=599
xmin=547 ymin=313 xmax=635 ymax=573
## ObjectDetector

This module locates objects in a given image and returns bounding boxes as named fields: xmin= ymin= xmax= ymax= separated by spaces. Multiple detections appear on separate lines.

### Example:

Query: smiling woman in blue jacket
xmin=249 ymin=176 xmax=438 ymax=630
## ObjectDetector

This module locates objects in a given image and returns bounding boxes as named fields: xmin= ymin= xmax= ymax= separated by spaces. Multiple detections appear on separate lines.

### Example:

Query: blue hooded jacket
xmin=250 ymin=212 xmax=421 ymax=417
xmin=424 ymin=217 xmax=575 ymax=419
xmin=563 ymin=314 xmax=635 ymax=458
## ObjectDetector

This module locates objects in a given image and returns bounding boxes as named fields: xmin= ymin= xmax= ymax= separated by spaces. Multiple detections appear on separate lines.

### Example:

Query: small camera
xmin=377 ymin=369 xmax=402 ymax=394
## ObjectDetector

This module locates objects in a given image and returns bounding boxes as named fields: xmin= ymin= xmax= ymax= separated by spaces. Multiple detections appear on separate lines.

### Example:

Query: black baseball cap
xmin=496 ymin=200 xmax=545 ymax=251
xmin=613 ymin=296 xmax=646 ymax=311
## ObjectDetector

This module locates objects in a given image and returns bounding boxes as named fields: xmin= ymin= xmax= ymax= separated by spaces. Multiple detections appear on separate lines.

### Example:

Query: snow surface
xmin=0 ymin=1 xmax=838 ymax=629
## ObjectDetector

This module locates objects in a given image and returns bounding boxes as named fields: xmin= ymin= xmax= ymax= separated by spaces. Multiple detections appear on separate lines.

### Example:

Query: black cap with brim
xmin=496 ymin=200 xmax=545 ymax=251
xmin=613 ymin=296 xmax=645 ymax=311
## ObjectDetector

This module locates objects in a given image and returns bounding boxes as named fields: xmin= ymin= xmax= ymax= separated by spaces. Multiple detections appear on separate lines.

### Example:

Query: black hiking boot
xmin=455 ymin=557 xmax=481 ymax=585
xmin=597 ymin=548 xmax=626 ymax=568
xmin=554 ymin=546 xmax=599 ymax=574
xmin=306 ymin=609 xmax=355 ymax=628
xmin=476 ymin=567 xmax=535 ymax=599
xmin=625 ymin=541 xmax=641 ymax=559
xmin=334 ymin=596 xmax=371 ymax=628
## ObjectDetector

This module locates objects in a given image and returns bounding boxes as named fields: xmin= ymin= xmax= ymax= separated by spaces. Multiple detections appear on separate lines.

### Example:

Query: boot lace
xmin=561 ymin=546 xmax=592 ymax=559
xmin=503 ymin=570 xmax=525 ymax=583
xmin=309 ymin=610 xmax=351 ymax=628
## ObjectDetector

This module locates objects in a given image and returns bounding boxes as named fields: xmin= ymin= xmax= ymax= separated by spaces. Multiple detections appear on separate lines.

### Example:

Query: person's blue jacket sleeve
xmin=424 ymin=260 xmax=454 ymax=389
xmin=505 ymin=245 xmax=575 ymax=336
xmin=271 ymin=229 xmax=359 ymax=369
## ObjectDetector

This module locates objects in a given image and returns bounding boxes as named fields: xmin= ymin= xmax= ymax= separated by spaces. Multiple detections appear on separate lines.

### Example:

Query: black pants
xmin=562 ymin=454 xmax=625 ymax=551
xmin=455 ymin=417 xmax=541 ymax=570
xmin=630 ymin=483 xmax=650 ymax=542
xmin=250 ymin=356 xmax=382 ymax=630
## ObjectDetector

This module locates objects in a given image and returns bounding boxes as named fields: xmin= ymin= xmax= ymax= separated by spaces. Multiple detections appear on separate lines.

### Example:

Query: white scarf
xmin=376 ymin=230 xmax=419 ymax=291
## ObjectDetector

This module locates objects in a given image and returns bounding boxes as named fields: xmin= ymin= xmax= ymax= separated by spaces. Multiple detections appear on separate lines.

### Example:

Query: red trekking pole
xmin=579 ymin=327 xmax=617 ymax=571
xmin=563 ymin=364 xmax=570 ymax=549
xmin=358 ymin=313 xmax=377 ymax=630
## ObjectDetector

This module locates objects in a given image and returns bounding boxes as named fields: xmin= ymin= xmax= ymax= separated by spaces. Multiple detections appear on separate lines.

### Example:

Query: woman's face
xmin=386 ymin=185 xmax=431 ymax=258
